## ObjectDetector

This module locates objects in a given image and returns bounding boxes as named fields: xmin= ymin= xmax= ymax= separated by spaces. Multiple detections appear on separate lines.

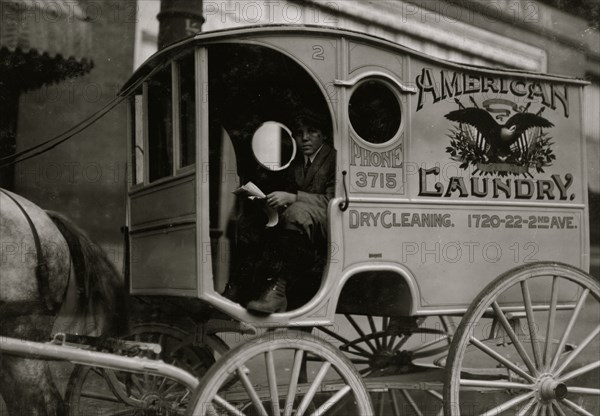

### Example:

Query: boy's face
xmin=293 ymin=124 xmax=325 ymax=156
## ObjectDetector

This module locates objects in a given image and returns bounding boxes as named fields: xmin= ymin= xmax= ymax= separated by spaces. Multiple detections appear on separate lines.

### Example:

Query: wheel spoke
xmin=345 ymin=314 xmax=377 ymax=353
xmin=367 ymin=316 xmax=381 ymax=350
xmin=157 ymin=333 xmax=165 ymax=348
xmin=236 ymin=366 xmax=268 ymax=416
xmin=308 ymin=385 xmax=351 ymax=416
xmin=426 ymin=390 xmax=443 ymax=401
xmin=561 ymin=399 xmax=594 ymax=416
xmin=296 ymin=362 xmax=331 ymax=416
xmin=376 ymin=391 xmax=385 ymax=415
xmin=544 ymin=276 xmax=560 ymax=367
xmin=559 ymin=360 xmax=600 ymax=382
xmin=568 ymin=386 xmax=600 ymax=395
xmin=265 ymin=351 xmax=280 ymax=416
xmin=552 ymin=401 xmax=567 ymax=416
xmin=79 ymin=390 xmax=123 ymax=403
xmin=492 ymin=301 xmax=538 ymax=376
xmin=283 ymin=349 xmax=304 ymax=416
xmin=516 ymin=397 xmax=538 ymax=416
xmin=317 ymin=326 xmax=372 ymax=356
xmin=349 ymin=359 xmax=370 ymax=365
xmin=409 ymin=334 xmax=449 ymax=354
xmin=478 ymin=391 xmax=536 ymax=416
xmin=143 ymin=371 xmax=150 ymax=388
xmin=162 ymin=378 xmax=183 ymax=396
xmin=401 ymin=389 xmax=424 ymax=416
xmin=157 ymin=376 xmax=168 ymax=392
xmin=391 ymin=335 xmax=410 ymax=353
xmin=550 ymin=289 xmax=589 ymax=372
xmin=382 ymin=316 xmax=389 ymax=349
xmin=130 ymin=374 xmax=146 ymax=395
xmin=383 ymin=316 xmax=390 ymax=330
xmin=412 ymin=345 xmax=452 ymax=360
xmin=214 ymin=394 xmax=246 ymax=416
xmin=555 ymin=325 xmax=600 ymax=377
xmin=387 ymin=334 xmax=398 ymax=351
xmin=460 ymin=379 xmax=534 ymax=390
xmin=469 ymin=336 xmax=536 ymax=382
xmin=341 ymin=349 xmax=371 ymax=359
xmin=91 ymin=367 xmax=105 ymax=378
xmin=530 ymin=402 xmax=542 ymax=416
xmin=389 ymin=390 xmax=401 ymax=416
xmin=521 ymin=280 xmax=542 ymax=368
xmin=426 ymin=390 xmax=444 ymax=416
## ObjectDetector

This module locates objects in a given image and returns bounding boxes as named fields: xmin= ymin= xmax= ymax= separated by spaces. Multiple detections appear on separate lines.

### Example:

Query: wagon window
xmin=251 ymin=121 xmax=296 ymax=171
xmin=147 ymin=66 xmax=173 ymax=182
xmin=179 ymin=54 xmax=196 ymax=167
xmin=349 ymin=80 xmax=401 ymax=144
xmin=131 ymin=94 xmax=144 ymax=185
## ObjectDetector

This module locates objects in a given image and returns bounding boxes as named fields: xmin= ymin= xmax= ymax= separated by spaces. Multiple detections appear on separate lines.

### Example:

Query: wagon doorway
xmin=206 ymin=43 xmax=334 ymax=307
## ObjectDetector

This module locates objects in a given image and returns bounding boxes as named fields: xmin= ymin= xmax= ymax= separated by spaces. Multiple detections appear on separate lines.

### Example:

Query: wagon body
xmin=1 ymin=24 xmax=595 ymax=416
xmin=119 ymin=25 xmax=588 ymax=326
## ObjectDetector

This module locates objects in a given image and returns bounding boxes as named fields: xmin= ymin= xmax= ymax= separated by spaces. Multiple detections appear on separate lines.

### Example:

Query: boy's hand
xmin=266 ymin=192 xmax=297 ymax=208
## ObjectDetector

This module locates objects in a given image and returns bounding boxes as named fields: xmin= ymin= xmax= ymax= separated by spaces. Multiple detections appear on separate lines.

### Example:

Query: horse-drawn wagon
xmin=1 ymin=25 xmax=597 ymax=416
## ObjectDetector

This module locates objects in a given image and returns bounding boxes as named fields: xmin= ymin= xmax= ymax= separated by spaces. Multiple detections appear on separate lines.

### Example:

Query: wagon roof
xmin=119 ymin=24 xmax=588 ymax=96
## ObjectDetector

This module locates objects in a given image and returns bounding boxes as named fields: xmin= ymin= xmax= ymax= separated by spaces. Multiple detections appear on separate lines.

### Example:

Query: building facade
xmin=12 ymin=0 xmax=138 ymax=264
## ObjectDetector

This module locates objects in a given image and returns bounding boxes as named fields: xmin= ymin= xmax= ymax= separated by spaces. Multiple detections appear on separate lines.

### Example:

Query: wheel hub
xmin=141 ymin=392 xmax=165 ymax=409
xmin=369 ymin=349 xmax=417 ymax=373
xmin=538 ymin=377 xmax=568 ymax=401
xmin=370 ymin=351 xmax=395 ymax=370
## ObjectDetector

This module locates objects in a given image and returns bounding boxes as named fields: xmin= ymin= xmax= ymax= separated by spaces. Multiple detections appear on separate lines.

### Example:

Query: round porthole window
xmin=251 ymin=121 xmax=297 ymax=171
xmin=349 ymin=80 xmax=401 ymax=145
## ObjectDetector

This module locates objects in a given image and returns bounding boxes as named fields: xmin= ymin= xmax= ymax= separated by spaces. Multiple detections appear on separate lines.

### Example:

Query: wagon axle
xmin=368 ymin=349 xmax=419 ymax=374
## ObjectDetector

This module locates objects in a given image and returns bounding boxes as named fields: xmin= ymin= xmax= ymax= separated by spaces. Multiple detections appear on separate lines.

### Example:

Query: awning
xmin=0 ymin=0 xmax=93 ymax=89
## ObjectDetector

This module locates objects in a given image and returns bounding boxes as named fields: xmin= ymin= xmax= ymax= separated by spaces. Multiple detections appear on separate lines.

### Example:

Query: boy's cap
xmin=292 ymin=109 xmax=329 ymax=133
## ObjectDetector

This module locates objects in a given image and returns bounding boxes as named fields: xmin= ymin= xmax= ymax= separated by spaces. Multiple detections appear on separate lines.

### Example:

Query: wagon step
xmin=50 ymin=333 xmax=162 ymax=355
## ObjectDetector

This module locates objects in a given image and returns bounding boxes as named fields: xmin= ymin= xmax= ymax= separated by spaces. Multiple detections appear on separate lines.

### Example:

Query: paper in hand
xmin=233 ymin=181 xmax=279 ymax=227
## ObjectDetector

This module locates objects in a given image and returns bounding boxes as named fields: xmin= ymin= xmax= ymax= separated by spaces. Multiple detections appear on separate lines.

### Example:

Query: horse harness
xmin=1 ymin=190 xmax=59 ymax=314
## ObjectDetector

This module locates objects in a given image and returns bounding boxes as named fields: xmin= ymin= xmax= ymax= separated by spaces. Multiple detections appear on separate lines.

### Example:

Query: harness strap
xmin=1 ymin=190 xmax=57 ymax=313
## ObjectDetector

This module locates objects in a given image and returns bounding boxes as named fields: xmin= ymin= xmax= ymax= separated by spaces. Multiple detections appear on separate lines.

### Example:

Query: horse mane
xmin=45 ymin=210 xmax=129 ymax=337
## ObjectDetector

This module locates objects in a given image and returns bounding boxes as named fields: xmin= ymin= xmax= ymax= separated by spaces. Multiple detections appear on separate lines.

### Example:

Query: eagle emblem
xmin=444 ymin=98 xmax=556 ymax=176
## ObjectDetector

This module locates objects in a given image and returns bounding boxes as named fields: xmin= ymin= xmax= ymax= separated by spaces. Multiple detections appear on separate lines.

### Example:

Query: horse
xmin=0 ymin=189 xmax=128 ymax=415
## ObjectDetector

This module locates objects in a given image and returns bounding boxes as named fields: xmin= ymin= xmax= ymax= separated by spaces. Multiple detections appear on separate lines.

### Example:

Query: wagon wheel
xmin=185 ymin=329 xmax=373 ymax=416
xmin=315 ymin=314 xmax=454 ymax=376
xmin=444 ymin=262 xmax=600 ymax=416
xmin=314 ymin=314 xmax=452 ymax=415
xmin=66 ymin=322 xmax=228 ymax=415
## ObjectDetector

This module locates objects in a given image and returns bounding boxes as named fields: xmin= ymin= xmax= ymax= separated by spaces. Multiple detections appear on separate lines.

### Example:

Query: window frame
xmin=347 ymin=77 xmax=406 ymax=149
xmin=128 ymin=54 xmax=199 ymax=191
xmin=175 ymin=52 xmax=198 ymax=174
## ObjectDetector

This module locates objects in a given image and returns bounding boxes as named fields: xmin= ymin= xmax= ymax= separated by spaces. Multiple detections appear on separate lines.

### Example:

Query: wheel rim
xmin=66 ymin=323 xmax=223 ymax=415
xmin=186 ymin=329 xmax=373 ymax=416
xmin=445 ymin=263 xmax=600 ymax=416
